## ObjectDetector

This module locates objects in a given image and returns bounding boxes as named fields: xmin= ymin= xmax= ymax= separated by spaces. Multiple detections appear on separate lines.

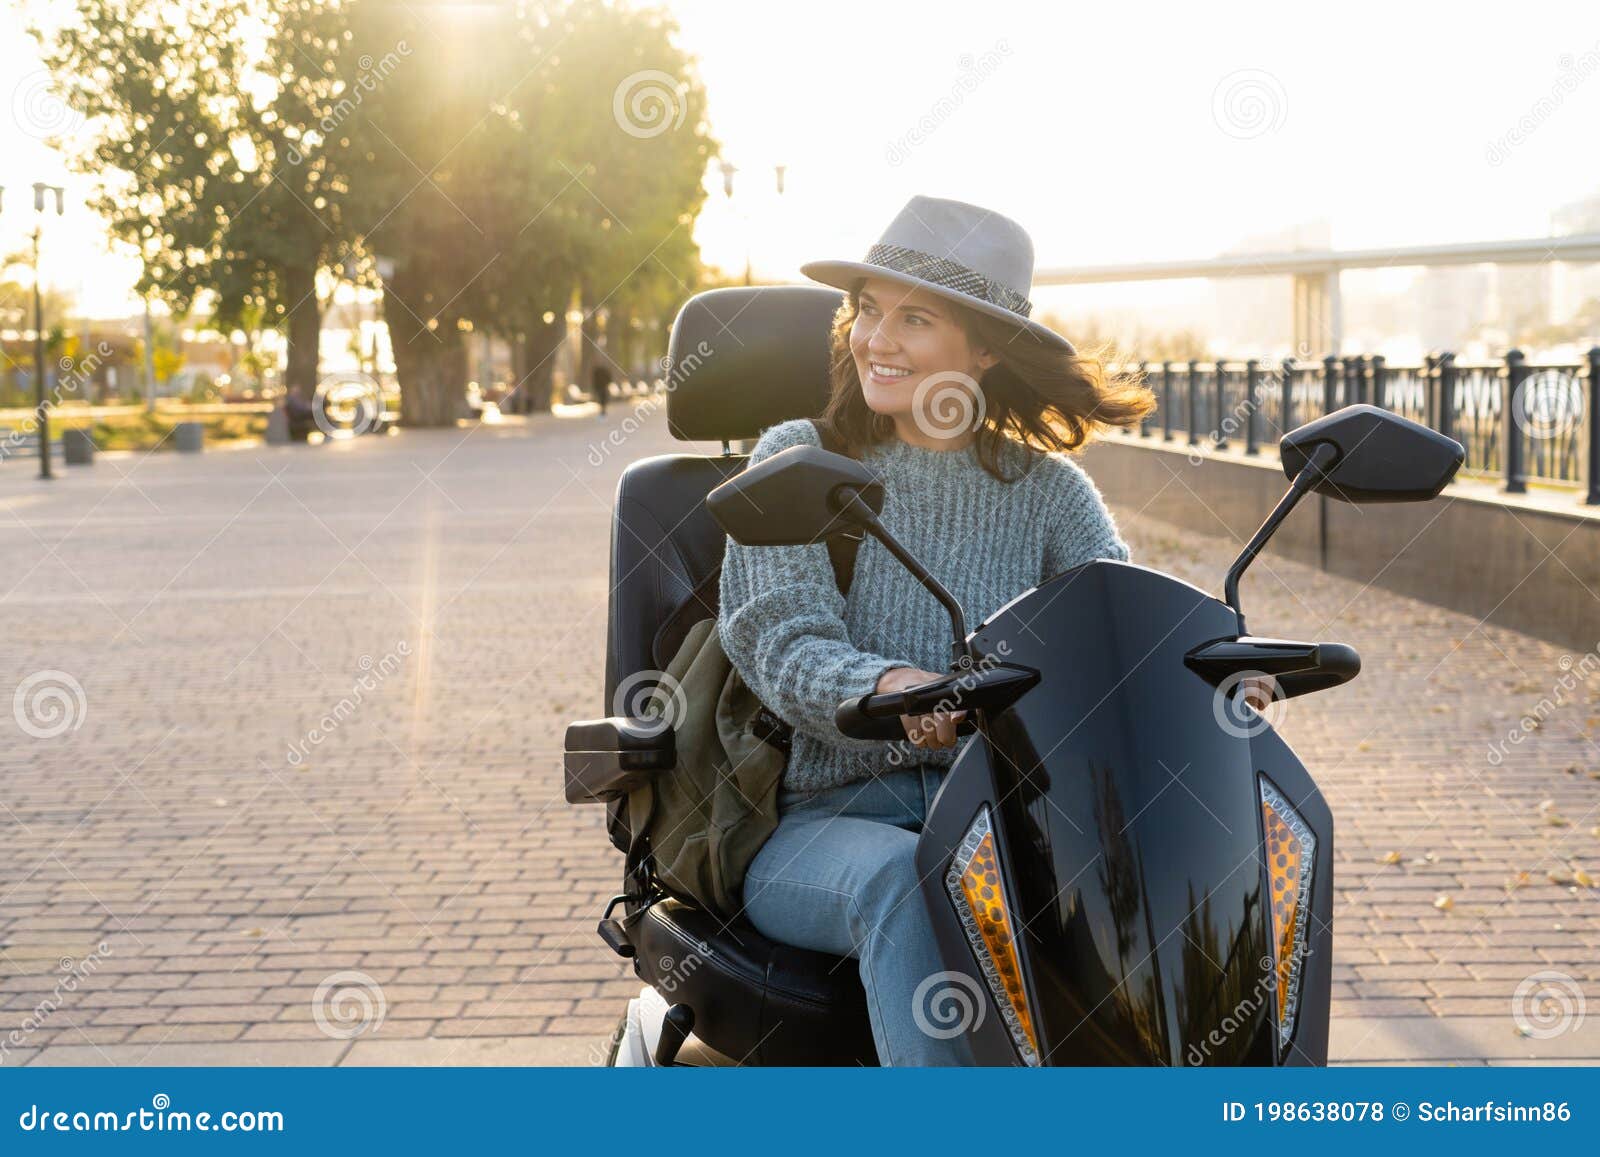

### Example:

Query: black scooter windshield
xmin=918 ymin=560 xmax=1331 ymax=1066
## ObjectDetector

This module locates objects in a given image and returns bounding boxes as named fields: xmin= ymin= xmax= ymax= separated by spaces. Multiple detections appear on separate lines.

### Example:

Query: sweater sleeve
xmin=717 ymin=419 xmax=907 ymax=750
xmin=1041 ymin=452 xmax=1133 ymax=576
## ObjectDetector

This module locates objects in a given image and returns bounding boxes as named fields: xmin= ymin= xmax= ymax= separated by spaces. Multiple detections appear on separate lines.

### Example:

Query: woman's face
xmin=849 ymin=276 xmax=998 ymax=428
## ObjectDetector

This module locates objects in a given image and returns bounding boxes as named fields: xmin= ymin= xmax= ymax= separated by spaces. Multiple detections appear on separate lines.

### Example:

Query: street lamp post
xmin=716 ymin=161 xmax=787 ymax=288
xmin=1 ymin=182 xmax=67 ymax=479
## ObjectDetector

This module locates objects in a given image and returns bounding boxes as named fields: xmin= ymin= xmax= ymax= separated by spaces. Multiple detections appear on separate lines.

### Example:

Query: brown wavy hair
xmin=816 ymin=286 xmax=1157 ymax=482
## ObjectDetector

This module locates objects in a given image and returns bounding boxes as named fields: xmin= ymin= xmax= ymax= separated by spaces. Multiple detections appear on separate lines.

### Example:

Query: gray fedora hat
xmin=800 ymin=194 xmax=1074 ymax=354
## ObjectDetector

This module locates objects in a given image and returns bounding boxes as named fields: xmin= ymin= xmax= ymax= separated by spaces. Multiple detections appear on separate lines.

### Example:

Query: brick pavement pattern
xmin=0 ymin=410 xmax=1595 ymax=1066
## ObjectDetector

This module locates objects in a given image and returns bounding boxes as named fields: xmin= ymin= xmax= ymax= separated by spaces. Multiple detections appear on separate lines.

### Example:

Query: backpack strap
xmin=652 ymin=420 xmax=864 ymax=667
xmin=810 ymin=418 xmax=865 ymax=598
xmin=651 ymin=564 xmax=721 ymax=670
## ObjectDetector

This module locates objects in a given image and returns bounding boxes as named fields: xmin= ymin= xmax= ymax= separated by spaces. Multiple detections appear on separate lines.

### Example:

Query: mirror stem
xmin=1223 ymin=442 xmax=1338 ymax=631
xmin=836 ymin=490 xmax=972 ymax=668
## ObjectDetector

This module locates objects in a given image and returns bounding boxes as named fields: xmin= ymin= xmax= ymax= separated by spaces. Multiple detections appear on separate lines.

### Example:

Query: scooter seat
xmin=632 ymin=899 xmax=878 ymax=1065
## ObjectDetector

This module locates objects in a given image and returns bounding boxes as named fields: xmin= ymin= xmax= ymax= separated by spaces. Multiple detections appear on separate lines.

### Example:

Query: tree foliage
xmin=37 ymin=0 xmax=718 ymax=425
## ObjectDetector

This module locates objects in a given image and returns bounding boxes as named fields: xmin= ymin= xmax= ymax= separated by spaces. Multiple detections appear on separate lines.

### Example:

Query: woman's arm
xmin=1041 ymin=454 xmax=1133 ymax=575
xmin=717 ymin=420 xmax=906 ymax=750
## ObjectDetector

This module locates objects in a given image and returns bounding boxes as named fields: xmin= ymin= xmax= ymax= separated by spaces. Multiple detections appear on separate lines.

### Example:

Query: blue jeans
xmin=741 ymin=767 xmax=977 ymax=1066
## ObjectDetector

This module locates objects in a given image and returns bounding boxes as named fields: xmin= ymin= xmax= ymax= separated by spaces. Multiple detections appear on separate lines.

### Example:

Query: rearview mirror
xmin=706 ymin=445 xmax=885 ymax=545
xmin=1279 ymin=404 xmax=1464 ymax=503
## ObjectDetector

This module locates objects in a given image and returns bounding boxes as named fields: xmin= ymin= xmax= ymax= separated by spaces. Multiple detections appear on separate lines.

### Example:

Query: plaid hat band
xmin=862 ymin=242 xmax=1035 ymax=319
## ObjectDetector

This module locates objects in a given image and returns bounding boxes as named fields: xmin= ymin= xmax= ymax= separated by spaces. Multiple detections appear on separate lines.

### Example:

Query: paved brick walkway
xmin=0 ymin=410 xmax=1594 ymax=1065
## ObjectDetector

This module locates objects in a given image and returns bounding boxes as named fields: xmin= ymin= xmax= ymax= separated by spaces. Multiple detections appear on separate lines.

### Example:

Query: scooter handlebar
xmin=833 ymin=695 xmax=921 ymax=741
xmin=834 ymin=666 xmax=1040 ymax=742
xmin=835 ymin=673 xmax=981 ymax=742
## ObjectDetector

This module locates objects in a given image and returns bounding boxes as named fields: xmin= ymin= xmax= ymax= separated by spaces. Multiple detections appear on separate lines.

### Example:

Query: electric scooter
xmin=563 ymin=284 xmax=1465 ymax=1066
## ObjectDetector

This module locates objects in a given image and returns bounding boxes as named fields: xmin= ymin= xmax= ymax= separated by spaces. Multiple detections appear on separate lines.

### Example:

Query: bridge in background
xmin=1036 ymin=233 xmax=1600 ymax=353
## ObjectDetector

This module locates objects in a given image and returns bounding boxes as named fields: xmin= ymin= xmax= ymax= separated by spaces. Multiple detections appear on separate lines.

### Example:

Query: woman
xmin=717 ymin=196 xmax=1155 ymax=1066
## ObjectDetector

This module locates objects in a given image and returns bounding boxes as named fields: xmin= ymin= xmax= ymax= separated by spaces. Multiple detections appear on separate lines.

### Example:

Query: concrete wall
xmin=1080 ymin=433 xmax=1600 ymax=652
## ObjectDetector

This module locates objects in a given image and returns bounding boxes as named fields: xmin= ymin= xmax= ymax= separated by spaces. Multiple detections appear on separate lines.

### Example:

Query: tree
xmin=35 ymin=0 xmax=357 ymax=396
xmin=342 ymin=0 xmax=715 ymax=423
xmin=511 ymin=0 xmax=714 ymax=402
xmin=338 ymin=0 xmax=534 ymax=425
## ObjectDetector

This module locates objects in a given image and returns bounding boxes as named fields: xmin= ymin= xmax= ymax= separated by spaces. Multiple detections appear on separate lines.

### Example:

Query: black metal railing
xmin=1128 ymin=347 xmax=1600 ymax=504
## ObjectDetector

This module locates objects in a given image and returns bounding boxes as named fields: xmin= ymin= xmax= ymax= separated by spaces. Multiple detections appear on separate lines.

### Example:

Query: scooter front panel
xmin=920 ymin=561 xmax=1287 ymax=1066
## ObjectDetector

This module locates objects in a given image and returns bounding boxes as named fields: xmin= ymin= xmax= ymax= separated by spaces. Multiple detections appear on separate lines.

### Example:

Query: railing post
xmin=1281 ymin=357 xmax=1295 ymax=436
xmin=1370 ymin=354 xmax=1387 ymax=411
xmin=1586 ymin=347 xmax=1599 ymax=504
xmin=1187 ymin=358 xmax=1201 ymax=447
xmin=1162 ymin=361 xmax=1174 ymax=441
xmin=1423 ymin=353 xmax=1437 ymax=429
xmin=1438 ymin=352 xmax=1456 ymax=444
xmin=1322 ymin=355 xmax=1338 ymax=416
xmin=1504 ymin=348 xmax=1527 ymax=494
xmin=1343 ymin=355 xmax=1364 ymax=406
xmin=1213 ymin=360 xmax=1229 ymax=450
xmin=1244 ymin=358 xmax=1260 ymax=455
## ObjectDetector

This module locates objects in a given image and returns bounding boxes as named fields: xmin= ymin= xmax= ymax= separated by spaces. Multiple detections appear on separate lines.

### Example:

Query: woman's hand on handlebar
xmin=876 ymin=666 xmax=966 ymax=751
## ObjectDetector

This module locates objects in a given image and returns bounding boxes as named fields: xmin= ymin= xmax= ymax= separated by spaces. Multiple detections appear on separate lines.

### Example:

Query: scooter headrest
xmin=665 ymin=286 xmax=842 ymax=442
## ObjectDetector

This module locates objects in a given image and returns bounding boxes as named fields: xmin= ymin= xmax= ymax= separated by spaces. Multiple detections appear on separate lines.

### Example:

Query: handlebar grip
xmin=834 ymin=685 xmax=979 ymax=743
xmin=833 ymin=694 xmax=910 ymax=741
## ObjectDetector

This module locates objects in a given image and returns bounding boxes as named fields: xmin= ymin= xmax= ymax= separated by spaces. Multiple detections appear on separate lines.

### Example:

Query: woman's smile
xmin=866 ymin=361 xmax=914 ymax=384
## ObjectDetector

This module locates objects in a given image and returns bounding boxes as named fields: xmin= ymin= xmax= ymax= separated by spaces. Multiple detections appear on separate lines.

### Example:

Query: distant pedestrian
xmin=283 ymin=385 xmax=316 ymax=442
xmin=592 ymin=365 xmax=611 ymax=416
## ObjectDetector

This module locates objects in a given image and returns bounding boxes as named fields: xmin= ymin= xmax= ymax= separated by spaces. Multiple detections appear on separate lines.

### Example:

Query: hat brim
xmin=799 ymin=259 xmax=1075 ymax=355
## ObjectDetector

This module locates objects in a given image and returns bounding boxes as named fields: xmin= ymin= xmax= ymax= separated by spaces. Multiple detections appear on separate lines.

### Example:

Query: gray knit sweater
xmin=717 ymin=418 xmax=1132 ymax=792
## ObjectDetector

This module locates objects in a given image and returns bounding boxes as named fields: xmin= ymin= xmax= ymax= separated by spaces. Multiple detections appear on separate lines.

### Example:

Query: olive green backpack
xmin=626 ymin=419 xmax=861 ymax=919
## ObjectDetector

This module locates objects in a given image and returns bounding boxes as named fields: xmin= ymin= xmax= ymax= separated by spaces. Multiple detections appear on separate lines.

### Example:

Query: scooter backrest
xmin=603 ymin=285 xmax=846 ymax=714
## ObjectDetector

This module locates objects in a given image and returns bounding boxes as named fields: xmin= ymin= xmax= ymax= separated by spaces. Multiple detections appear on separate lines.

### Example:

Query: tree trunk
xmin=516 ymin=311 xmax=564 ymax=414
xmin=577 ymin=290 xmax=601 ymax=404
xmin=606 ymin=306 xmax=632 ymax=383
xmin=384 ymin=272 xmax=466 ymax=426
xmin=282 ymin=262 xmax=322 ymax=395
